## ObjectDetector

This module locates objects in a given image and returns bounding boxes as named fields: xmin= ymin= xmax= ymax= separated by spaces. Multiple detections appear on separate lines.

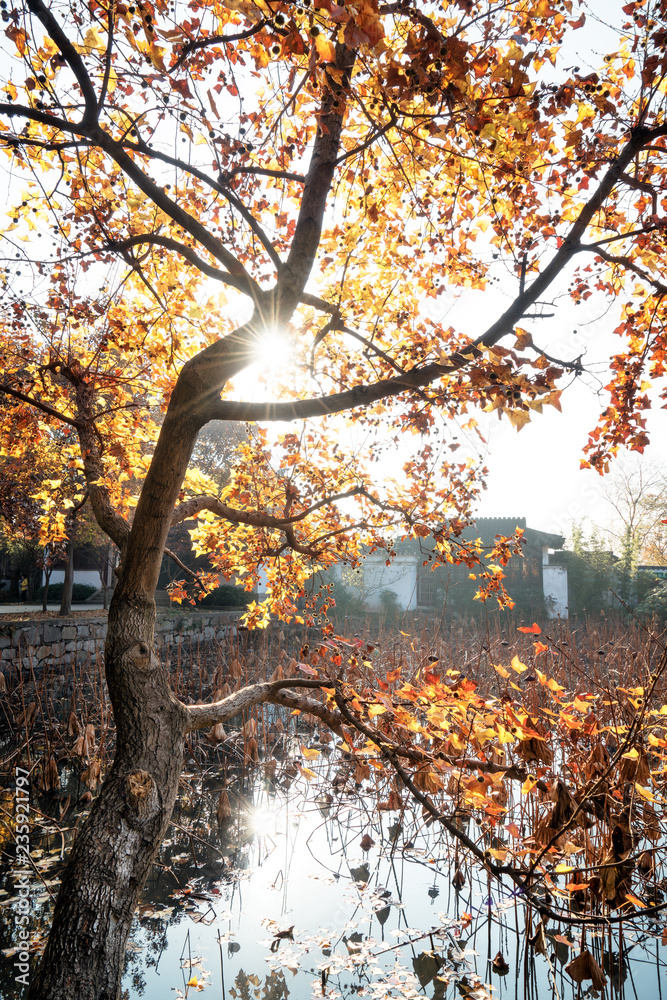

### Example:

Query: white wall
xmin=45 ymin=569 xmax=101 ymax=589
xmin=543 ymin=565 xmax=568 ymax=619
xmin=341 ymin=554 xmax=419 ymax=611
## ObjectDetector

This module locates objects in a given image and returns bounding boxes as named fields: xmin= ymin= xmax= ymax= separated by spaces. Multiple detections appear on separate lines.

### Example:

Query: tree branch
xmin=171 ymin=486 xmax=367 ymax=528
xmin=335 ymin=112 xmax=398 ymax=165
xmin=310 ymin=320 xmax=407 ymax=377
xmin=184 ymin=677 xmax=334 ymax=731
xmin=277 ymin=44 xmax=357 ymax=322
xmin=582 ymin=244 xmax=667 ymax=296
xmin=90 ymin=130 xmax=262 ymax=301
xmin=26 ymin=0 xmax=98 ymax=126
xmin=121 ymin=139 xmax=283 ymax=279
xmin=0 ymin=384 xmax=84 ymax=428
xmin=219 ymin=166 xmax=306 ymax=185
xmin=103 ymin=234 xmax=248 ymax=292
xmin=170 ymin=20 xmax=269 ymax=73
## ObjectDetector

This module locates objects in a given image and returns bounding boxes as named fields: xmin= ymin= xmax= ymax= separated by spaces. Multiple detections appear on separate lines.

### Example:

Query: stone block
xmin=14 ymin=627 xmax=38 ymax=645
xmin=61 ymin=626 xmax=77 ymax=640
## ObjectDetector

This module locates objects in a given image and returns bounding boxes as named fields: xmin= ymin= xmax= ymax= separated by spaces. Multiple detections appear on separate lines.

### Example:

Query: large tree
xmin=2 ymin=0 xmax=667 ymax=996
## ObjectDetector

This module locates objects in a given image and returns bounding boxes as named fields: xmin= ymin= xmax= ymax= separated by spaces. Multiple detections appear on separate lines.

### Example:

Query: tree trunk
xmin=42 ymin=569 xmax=51 ymax=612
xmin=21 ymin=37 xmax=355 ymax=994
xmin=27 ymin=596 xmax=188 ymax=1000
xmin=59 ymin=532 xmax=74 ymax=617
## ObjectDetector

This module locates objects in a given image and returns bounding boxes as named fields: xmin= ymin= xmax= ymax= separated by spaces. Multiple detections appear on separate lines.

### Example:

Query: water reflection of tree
xmin=2 ymin=701 xmax=667 ymax=1000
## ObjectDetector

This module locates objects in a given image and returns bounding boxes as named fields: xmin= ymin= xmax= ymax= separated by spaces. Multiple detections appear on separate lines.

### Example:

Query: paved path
xmin=0 ymin=604 xmax=107 ymax=615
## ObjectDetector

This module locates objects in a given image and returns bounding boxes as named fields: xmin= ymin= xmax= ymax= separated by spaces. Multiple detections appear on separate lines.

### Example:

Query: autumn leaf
xmin=5 ymin=24 xmax=28 ymax=56
xmin=314 ymin=35 xmax=336 ymax=62
xmin=565 ymin=950 xmax=606 ymax=989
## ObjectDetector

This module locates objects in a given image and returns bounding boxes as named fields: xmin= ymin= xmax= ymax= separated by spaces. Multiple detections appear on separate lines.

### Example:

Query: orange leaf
xmin=315 ymin=35 xmax=336 ymax=62
xmin=518 ymin=623 xmax=541 ymax=634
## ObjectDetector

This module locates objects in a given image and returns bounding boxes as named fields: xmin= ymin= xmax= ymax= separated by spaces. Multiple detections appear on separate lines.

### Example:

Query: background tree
xmin=2 ymin=1 xmax=667 ymax=998
xmin=556 ymin=522 xmax=617 ymax=617
xmin=601 ymin=457 xmax=667 ymax=564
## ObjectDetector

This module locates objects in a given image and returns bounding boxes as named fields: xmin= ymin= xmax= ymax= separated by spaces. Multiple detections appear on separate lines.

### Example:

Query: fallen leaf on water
xmin=529 ymin=920 xmax=548 ymax=956
xmin=565 ymin=949 xmax=606 ymax=989
xmin=492 ymin=951 xmax=509 ymax=975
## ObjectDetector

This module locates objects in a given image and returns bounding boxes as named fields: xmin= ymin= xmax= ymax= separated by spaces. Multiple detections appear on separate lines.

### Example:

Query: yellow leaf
xmin=554 ymin=863 xmax=575 ymax=874
xmin=300 ymin=745 xmax=321 ymax=760
xmin=510 ymin=655 xmax=527 ymax=674
xmin=83 ymin=26 xmax=107 ymax=52
xmin=634 ymin=782 xmax=656 ymax=802
xmin=507 ymin=408 xmax=531 ymax=431
xmin=622 ymin=748 xmax=639 ymax=760
xmin=368 ymin=703 xmax=387 ymax=718
xmin=186 ymin=976 xmax=199 ymax=987
xmin=625 ymin=893 xmax=646 ymax=908
xmin=493 ymin=663 xmax=510 ymax=678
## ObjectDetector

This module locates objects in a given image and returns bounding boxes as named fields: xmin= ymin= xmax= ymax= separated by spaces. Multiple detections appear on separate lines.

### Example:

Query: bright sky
xmin=426 ymin=268 xmax=667 ymax=542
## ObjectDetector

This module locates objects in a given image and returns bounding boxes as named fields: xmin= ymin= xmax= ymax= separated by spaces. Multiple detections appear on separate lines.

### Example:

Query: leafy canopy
xmin=1 ymin=0 xmax=667 ymax=618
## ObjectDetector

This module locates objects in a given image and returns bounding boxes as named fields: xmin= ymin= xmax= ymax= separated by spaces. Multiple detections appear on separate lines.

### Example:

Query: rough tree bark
xmin=25 ymin=35 xmax=357 ymax=1000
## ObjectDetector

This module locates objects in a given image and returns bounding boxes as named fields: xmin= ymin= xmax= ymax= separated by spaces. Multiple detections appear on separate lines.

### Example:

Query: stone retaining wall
xmin=0 ymin=610 xmax=244 ymax=679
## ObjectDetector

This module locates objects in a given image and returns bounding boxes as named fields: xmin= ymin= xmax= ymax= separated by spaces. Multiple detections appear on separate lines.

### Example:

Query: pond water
xmin=126 ymin=749 xmax=667 ymax=1000
xmin=1 ymin=740 xmax=666 ymax=999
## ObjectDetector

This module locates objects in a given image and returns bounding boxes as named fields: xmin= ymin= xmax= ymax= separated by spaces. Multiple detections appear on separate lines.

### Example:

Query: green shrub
xmin=636 ymin=579 xmax=667 ymax=620
xmin=38 ymin=583 xmax=97 ymax=603
xmin=199 ymin=584 xmax=254 ymax=607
